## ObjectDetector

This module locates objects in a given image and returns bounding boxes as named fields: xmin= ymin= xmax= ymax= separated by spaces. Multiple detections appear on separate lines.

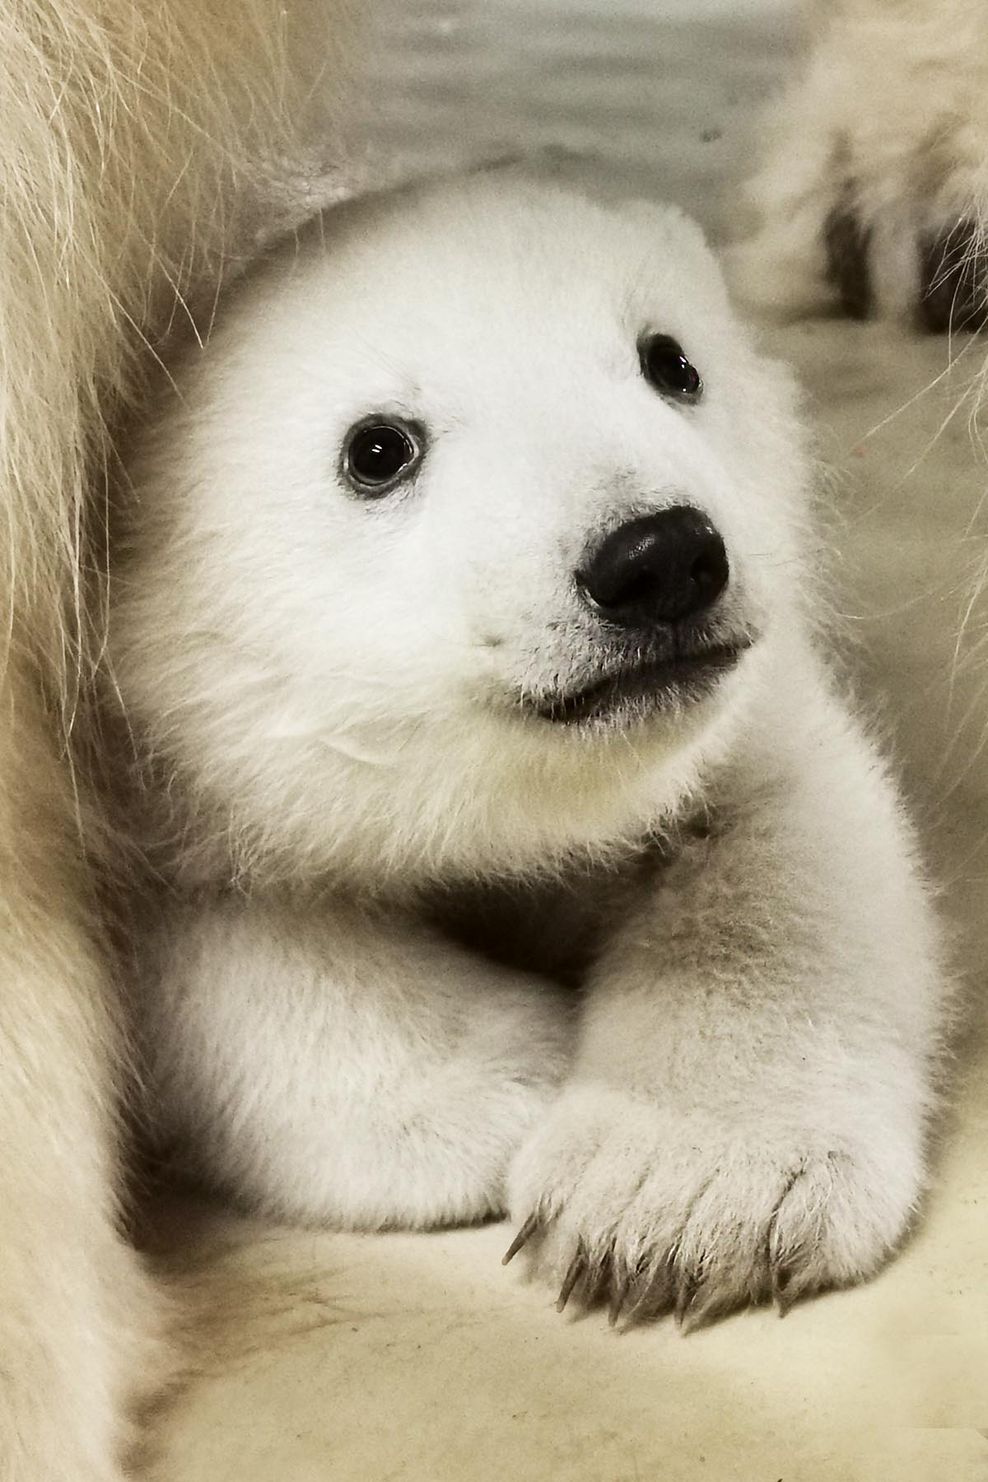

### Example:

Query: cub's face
xmin=111 ymin=174 xmax=811 ymax=885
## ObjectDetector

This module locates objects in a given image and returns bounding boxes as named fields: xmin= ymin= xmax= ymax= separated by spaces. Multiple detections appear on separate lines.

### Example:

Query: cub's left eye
xmin=343 ymin=419 xmax=422 ymax=494
xmin=639 ymin=333 xmax=703 ymax=401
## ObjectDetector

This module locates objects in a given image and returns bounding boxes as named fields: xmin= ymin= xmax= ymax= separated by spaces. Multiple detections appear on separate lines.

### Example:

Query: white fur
xmin=141 ymin=894 xmax=573 ymax=1228
xmin=0 ymin=0 xmax=352 ymax=1473
xmin=109 ymin=173 xmax=949 ymax=1319
xmin=729 ymin=0 xmax=988 ymax=323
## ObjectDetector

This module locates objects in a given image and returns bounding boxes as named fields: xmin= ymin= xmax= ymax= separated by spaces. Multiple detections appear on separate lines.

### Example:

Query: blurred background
xmin=359 ymin=0 xmax=796 ymax=237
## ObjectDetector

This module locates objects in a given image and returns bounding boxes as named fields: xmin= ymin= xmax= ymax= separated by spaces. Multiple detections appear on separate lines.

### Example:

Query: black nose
xmin=577 ymin=507 xmax=729 ymax=629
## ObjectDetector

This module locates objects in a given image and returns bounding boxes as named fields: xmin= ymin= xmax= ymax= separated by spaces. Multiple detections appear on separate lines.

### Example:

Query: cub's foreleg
xmin=510 ymin=671 xmax=946 ymax=1326
xmin=140 ymin=893 xmax=573 ymax=1230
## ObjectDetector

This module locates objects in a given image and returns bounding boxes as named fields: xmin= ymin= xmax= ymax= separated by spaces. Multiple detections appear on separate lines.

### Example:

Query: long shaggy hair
xmin=0 ymin=2 xmax=350 ymax=1476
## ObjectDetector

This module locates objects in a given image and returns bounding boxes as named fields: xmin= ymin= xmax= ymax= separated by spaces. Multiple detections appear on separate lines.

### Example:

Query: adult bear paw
xmin=731 ymin=3 xmax=988 ymax=332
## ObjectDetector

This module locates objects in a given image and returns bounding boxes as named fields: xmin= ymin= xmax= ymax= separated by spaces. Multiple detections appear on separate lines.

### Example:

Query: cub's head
xmin=109 ymin=172 xmax=811 ymax=887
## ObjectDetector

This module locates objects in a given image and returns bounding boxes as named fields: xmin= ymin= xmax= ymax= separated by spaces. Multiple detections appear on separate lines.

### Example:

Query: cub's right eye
xmin=343 ymin=420 xmax=422 ymax=495
xmin=639 ymin=333 xmax=703 ymax=402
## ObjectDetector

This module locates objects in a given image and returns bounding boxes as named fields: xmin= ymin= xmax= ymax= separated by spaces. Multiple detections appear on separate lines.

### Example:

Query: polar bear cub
xmin=108 ymin=172 xmax=947 ymax=1327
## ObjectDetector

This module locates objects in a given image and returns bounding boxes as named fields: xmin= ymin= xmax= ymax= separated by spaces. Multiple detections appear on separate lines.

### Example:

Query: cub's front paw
xmin=505 ymin=1086 xmax=924 ymax=1330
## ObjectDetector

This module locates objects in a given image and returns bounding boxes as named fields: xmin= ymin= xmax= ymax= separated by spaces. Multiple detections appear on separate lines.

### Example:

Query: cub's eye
xmin=639 ymin=333 xmax=703 ymax=401
xmin=344 ymin=420 xmax=421 ymax=493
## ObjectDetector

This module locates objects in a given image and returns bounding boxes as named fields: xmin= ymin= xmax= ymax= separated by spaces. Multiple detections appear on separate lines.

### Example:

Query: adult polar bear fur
xmin=107 ymin=173 xmax=949 ymax=1327
xmin=0 ymin=2 xmax=352 ymax=1478
xmin=733 ymin=0 xmax=988 ymax=329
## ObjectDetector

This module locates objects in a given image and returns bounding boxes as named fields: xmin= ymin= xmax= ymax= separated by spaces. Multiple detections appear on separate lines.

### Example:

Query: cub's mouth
xmin=529 ymin=639 xmax=751 ymax=727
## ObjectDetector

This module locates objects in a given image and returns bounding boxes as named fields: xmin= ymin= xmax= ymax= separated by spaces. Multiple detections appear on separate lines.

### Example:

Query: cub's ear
xmin=614 ymin=196 xmax=710 ymax=249
xmin=468 ymin=152 xmax=724 ymax=275
xmin=613 ymin=195 xmax=732 ymax=304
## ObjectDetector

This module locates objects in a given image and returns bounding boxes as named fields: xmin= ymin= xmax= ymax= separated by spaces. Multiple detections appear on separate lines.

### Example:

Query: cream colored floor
xmin=145 ymin=4 xmax=988 ymax=1477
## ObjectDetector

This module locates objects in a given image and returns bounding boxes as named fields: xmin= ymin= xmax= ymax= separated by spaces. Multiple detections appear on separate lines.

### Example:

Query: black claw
xmin=919 ymin=219 xmax=988 ymax=333
xmin=582 ymin=1251 xmax=613 ymax=1310
xmin=502 ymin=1212 xmax=539 ymax=1266
xmin=556 ymin=1248 xmax=586 ymax=1313
xmin=678 ymin=1292 xmax=714 ymax=1336
xmin=616 ymin=1262 xmax=650 ymax=1327
xmin=824 ymin=191 xmax=873 ymax=320
xmin=674 ymin=1273 xmax=699 ymax=1329
xmin=608 ymin=1275 xmax=630 ymax=1328
xmin=771 ymin=1257 xmax=797 ymax=1316
xmin=774 ymin=1278 xmax=797 ymax=1318
xmin=617 ymin=1255 xmax=672 ymax=1329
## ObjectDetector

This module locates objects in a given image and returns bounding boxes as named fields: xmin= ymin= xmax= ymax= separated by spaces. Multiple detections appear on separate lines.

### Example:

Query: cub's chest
xmin=424 ymin=836 xmax=678 ymax=988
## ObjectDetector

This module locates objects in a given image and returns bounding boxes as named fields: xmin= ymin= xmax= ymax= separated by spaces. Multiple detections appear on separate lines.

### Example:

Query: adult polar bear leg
xmin=140 ymin=894 xmax=573 ymax=1231
xmin=509 ymin=650 xmax=946 ymax=1325
xmin=730 ymin=0 xmax=988 ymax=330
xmin=0 ymin=0 xmax=350 ymax=1473
xmin=0 ymin=680 xmax=165 ymax=1482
